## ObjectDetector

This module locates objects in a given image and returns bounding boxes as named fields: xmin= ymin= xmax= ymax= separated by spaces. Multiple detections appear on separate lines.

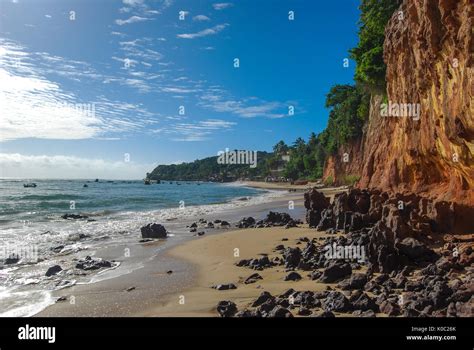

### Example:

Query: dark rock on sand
xmin=338 ymin=273 xmax=368 ymax=290
xmin=237 ymin=217 xmax=256 ymax=228
xmin=45 ymin=265 xmax=62 ymax=277
xmin=268 ymin=306 xmax=293 ymax=317
xmin=244 ymin=273 xmax=263 ymax=284
xmin=282 ymin=247 xmax=301 ymax=269
xmin=217 ymin=300 xmax=237 ymax=317
xmin=319 ymin=261 xmax=352 ymax=283
xmin=324 ymin=291 xmax=352 ymax=312
xmin=75 ymin=256 xmax=112 ymax=271
xmin=351 ymin=293 xmax=378 ymax=312
xmin=140 ymin=223 xmax=167 ymax=239
xmin=396 ymin=238 xmax=436 ymax=260
xmin=212 ymin=283 xmax=237 ymax=291
xmin=263 ymin=211 xmax=295 ymax=226
xmin=284 ymin=271 xmax=302 ymax=281
xmin=252 ymin=291 xmax=273 ymax=307
xmin=379 ymin=300 xmax=400 ymax=316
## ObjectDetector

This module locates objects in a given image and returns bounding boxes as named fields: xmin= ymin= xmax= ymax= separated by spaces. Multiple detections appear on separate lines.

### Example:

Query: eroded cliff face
xmin=326 ymin=0 xmax=473 ymax=205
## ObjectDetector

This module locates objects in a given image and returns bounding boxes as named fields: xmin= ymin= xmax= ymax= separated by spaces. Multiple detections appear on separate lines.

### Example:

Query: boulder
xmin=268 ymin=306 xmax=293 ymax=318
xmin=76 ymin=256 xmax=112 ymax=271
xmin=252 ymin=291 xmax=273 ymax=307
xmin=396 ymin=238 xmax=435 ymax=260
xmin=140 ymin=223 xmax=167 ymax=239
xmin=319 ymin=261 xmax=352 ymax=283
xmin=338 ymin=273 xmax=368 ymax=290
xmin=45 ymin=265 xmax=62 ymax=277
xmin=282 ymin=247 xmax=302 ymax=269
xmin=323 ymin=291 xmax=352 ymax=312
xmin=304 ymin=189 xmax=330 ymax=211
xmin=216 ymin=300 xmax=237 ymax=317
xmin=284 ymin=272 xmax=302 ymax=281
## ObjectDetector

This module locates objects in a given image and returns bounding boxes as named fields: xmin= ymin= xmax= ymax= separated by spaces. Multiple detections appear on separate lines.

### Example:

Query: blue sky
xmin=0 ymin=0 xmax=359 ymax=179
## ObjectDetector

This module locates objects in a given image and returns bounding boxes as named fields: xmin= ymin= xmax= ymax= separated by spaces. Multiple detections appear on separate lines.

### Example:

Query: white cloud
xmin=177 ymin=23 xmax=229 ymax=39
xmin=0 ymin=153 xmax=152 ymax=180
xmin=0 ymin=39 xmax=157 ymax=141
xmin=122 ymin=0 xmax=144 ymax=6
xmin=212 ymin=3 xmax=233 ymax=10
xmin=193 ymin=15 xmax=210 ymax=21
xmin=111 ymin=31 xmax=126 ymax=37
xmin=115 ymin=16 xmax=150 ymax=25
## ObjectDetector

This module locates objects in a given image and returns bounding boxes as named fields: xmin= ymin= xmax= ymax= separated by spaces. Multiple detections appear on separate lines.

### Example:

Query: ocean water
xmin=0 ymin=179 xmax=284 ymax=316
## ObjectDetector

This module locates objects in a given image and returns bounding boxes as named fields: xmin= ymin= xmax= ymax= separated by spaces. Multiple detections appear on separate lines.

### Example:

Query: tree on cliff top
xmin=350 ymin=0 xmax=401 ymax=91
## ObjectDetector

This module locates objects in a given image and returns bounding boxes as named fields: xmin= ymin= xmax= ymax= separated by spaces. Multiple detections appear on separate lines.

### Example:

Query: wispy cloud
xmin=153 ymin=119 xmax=235 ymax=141
xmin=193 ymin=15 xmax=210 ymax=21
xmin=199 ymin=88 xmax=290 ymax=119
xmin=177 ymin=23 xmax=229 ymax=39
xmin=212 ymin=3 xmax=233 ymax=10
xmin=115 ymin=15 xmax=150 ymax=26
xmin=123 ymin=0 xmax=144 ymax=6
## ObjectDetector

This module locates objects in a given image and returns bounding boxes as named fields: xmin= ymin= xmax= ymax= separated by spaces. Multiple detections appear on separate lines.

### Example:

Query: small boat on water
xmin=144 ymin=179 xmax=151 ymax=185
xmin=23 ymin=183 xmax=37 ymax=188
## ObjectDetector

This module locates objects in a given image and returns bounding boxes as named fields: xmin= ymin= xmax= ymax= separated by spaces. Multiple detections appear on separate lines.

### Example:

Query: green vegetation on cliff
xmin=350 ymin=0 xmax=402 ymax=90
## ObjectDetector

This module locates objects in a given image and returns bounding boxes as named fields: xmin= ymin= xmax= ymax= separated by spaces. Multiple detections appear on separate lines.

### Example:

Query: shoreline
xmin=33 ymin=184 xmax=346 ymax=317
xmin=33 ymin=186 xmax=313 ymax=317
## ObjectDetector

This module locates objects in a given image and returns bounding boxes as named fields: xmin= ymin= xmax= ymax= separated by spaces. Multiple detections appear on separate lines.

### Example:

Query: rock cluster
xmin=217 ymin=188 xmax=473 ymax=318
xmin=303 ymin=188 xmax=474 ymax=273
xmin=236 ymin=212 xmax=302 ymax=229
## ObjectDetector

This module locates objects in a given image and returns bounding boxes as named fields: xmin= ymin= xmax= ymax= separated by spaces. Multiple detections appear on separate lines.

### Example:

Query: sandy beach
xmin=146 ymin=225 xmax=364 ymax=317
xmin=34 ymin=184 xmax=348 ymax=317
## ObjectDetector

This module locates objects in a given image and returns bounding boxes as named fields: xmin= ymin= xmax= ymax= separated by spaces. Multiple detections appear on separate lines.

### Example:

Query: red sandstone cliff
xmin=324 ymin=0 xmax=473 ymax=205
